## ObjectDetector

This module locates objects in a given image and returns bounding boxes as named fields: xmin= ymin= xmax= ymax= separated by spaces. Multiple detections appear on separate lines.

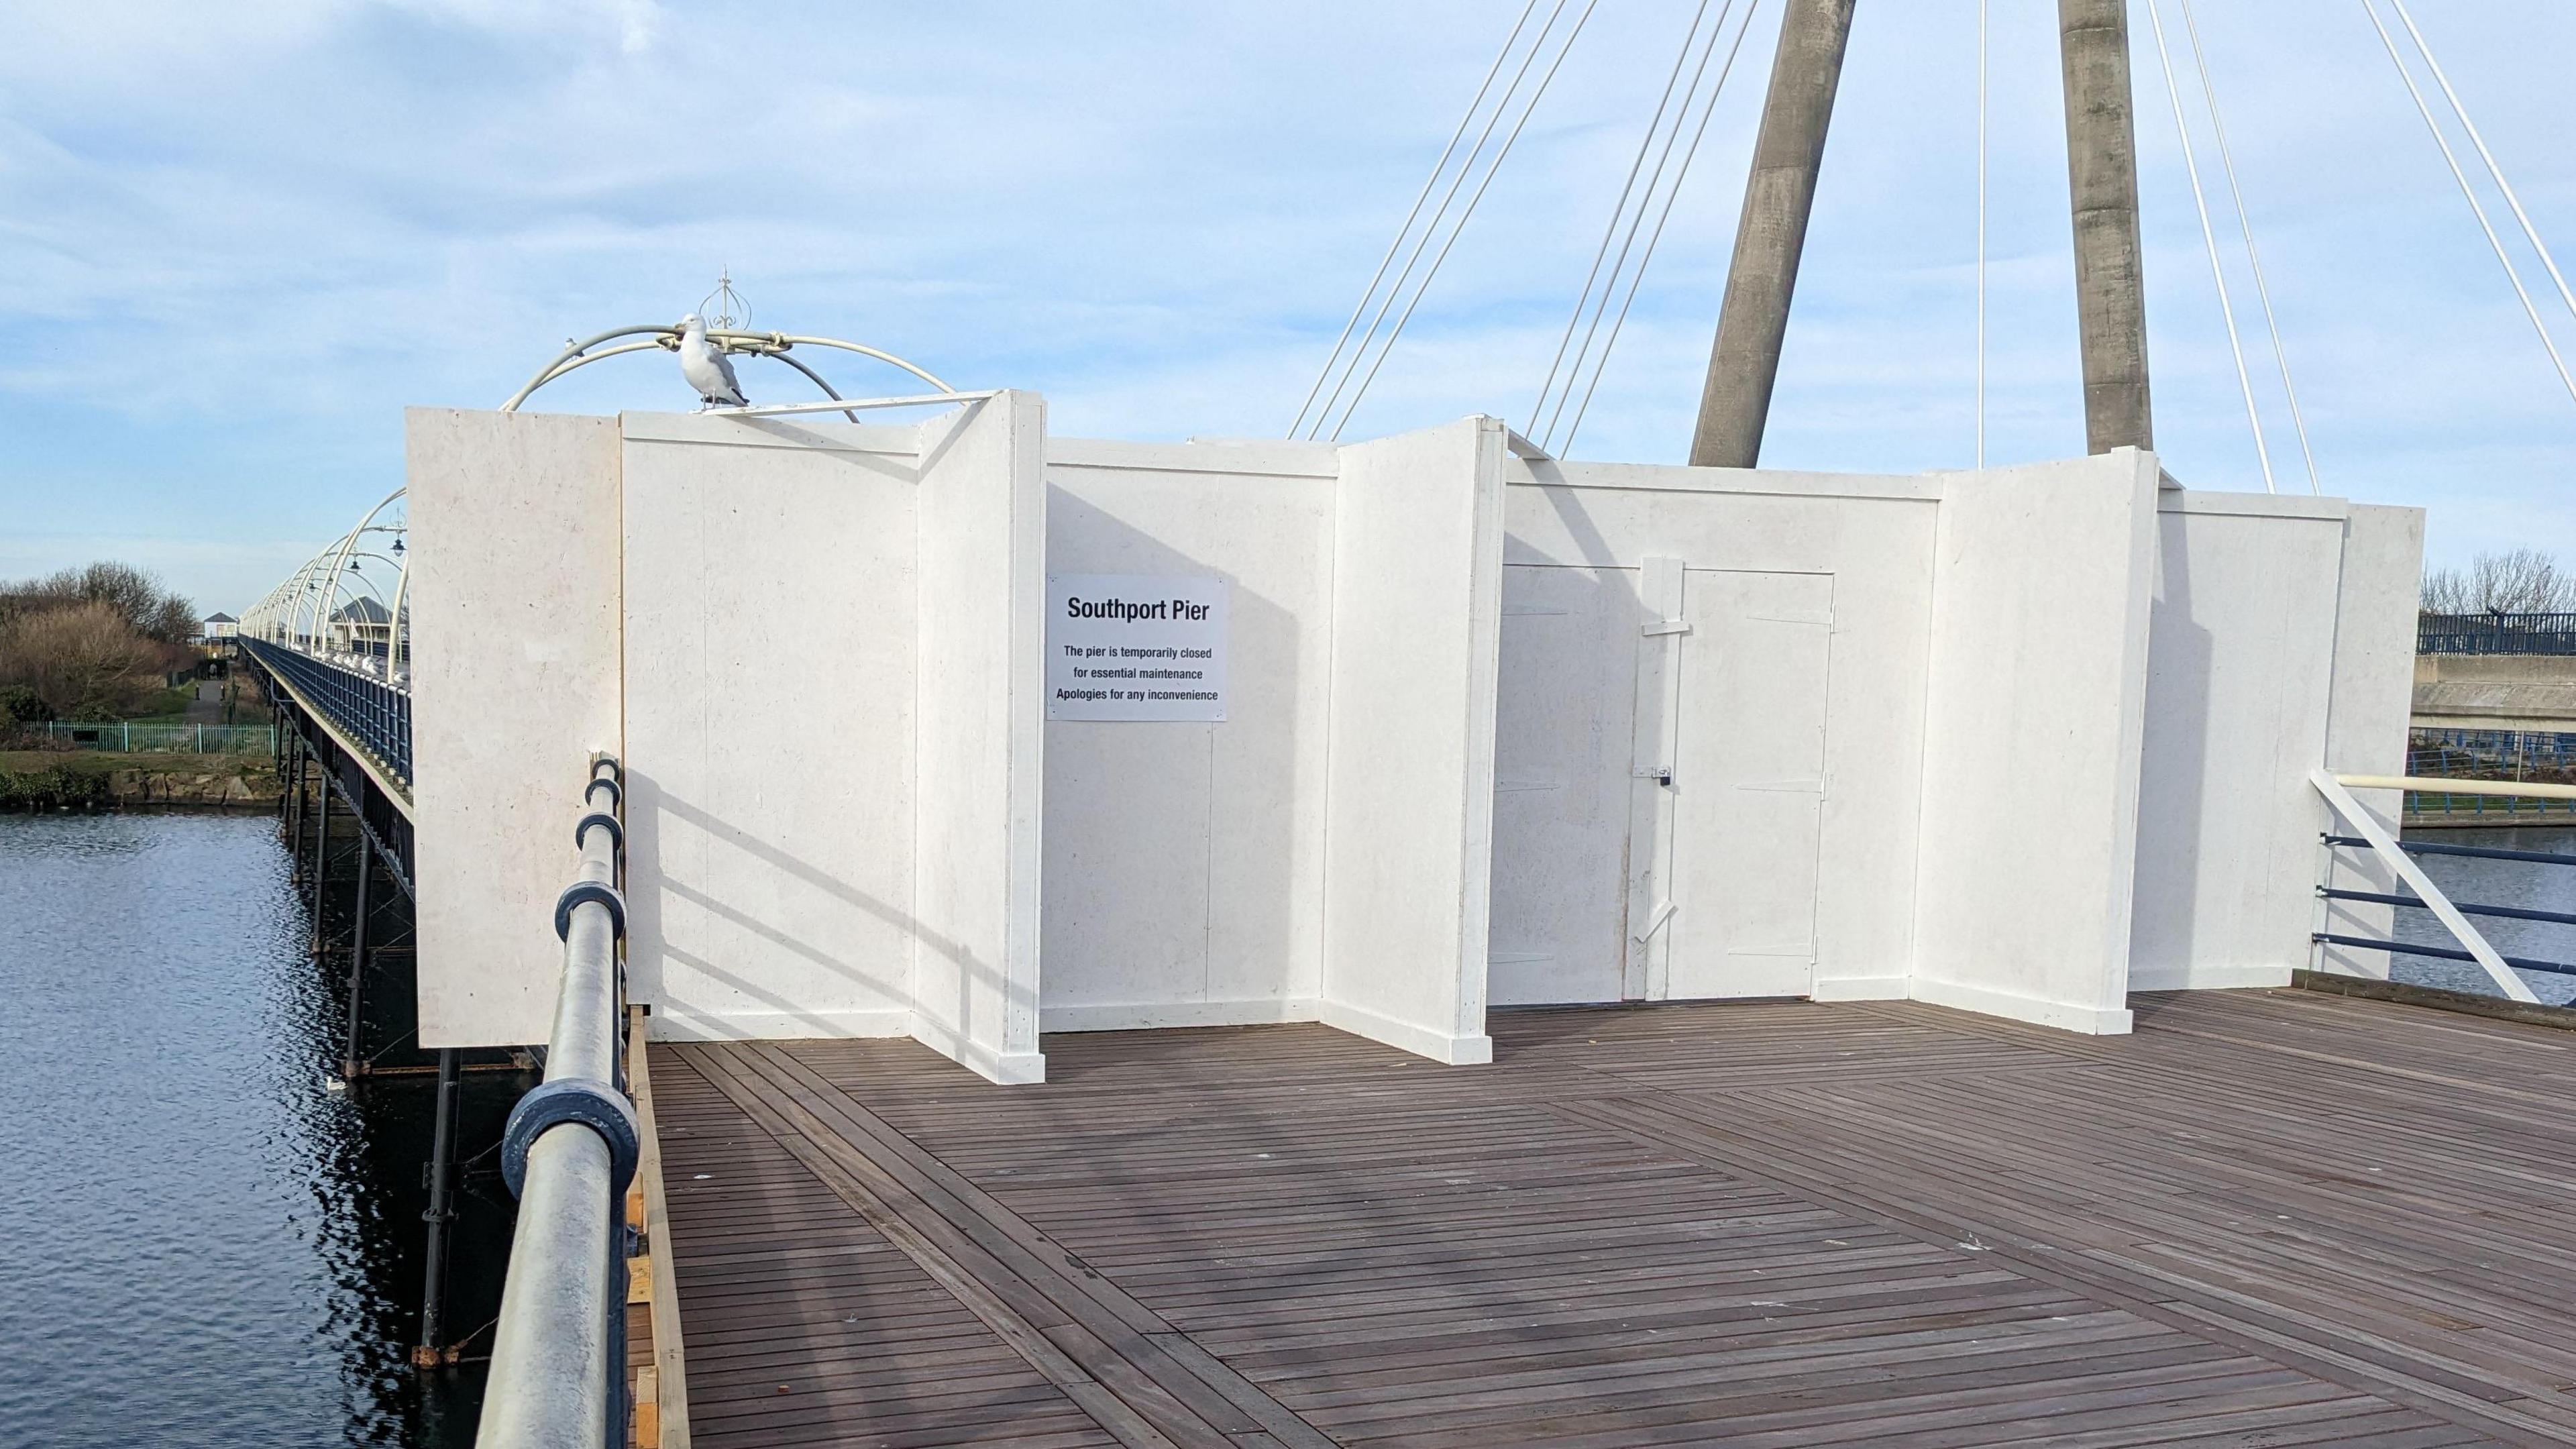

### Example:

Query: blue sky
xmin=2 ymin=1 xmax=2570 ymax=611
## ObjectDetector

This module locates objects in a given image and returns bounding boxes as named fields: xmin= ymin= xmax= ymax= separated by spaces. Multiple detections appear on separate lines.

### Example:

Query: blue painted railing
xmin=2419 ymin=612 xmax=2576 ymax=656
xmin=239 ymin=638 xmax=412 ymax=786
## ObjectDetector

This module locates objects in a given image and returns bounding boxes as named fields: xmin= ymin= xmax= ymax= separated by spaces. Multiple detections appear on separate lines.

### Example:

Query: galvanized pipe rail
xmin=480 ymin=755 xmax=638 ymax=1449
xmin=2312 ymin=768 xmax=2576 ymax=996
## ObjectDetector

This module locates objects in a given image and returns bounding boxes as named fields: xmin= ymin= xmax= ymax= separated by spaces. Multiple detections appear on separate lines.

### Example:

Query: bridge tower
xmin=1693 ymin=0 xmax=2156 ymax=463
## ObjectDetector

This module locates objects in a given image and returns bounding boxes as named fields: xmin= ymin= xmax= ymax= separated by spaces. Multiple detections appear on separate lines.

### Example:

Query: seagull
xmin=677 ymin=313 xmax=747 ymax=408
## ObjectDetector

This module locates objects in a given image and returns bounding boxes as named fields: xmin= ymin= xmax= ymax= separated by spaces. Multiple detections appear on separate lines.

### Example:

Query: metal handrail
xmin=480 ymin=755 xmax=637 ymax=1449
xmin=2310 ymin=767 xmax=2553 ymax=1002
xmin=240 ymin=638 xmax=412 ymax=786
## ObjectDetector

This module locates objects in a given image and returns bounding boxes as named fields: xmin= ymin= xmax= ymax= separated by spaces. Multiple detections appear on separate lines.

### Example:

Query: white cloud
xmin=0 ymin=0 xmax=2571 ymax=610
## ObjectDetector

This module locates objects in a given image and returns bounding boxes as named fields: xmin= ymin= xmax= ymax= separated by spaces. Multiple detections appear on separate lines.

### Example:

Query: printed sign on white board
xmin=1046 ymin=574 xmax=1228 ymax=721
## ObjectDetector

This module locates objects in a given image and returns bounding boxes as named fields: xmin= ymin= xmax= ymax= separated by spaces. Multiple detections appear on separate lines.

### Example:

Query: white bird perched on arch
xmin=677 ymin=313 xmax=747 ymax=408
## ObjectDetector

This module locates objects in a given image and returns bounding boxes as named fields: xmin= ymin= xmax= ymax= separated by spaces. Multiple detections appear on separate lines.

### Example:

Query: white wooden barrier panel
xmin=411 ymin=398 xmax=2425 ymax=1075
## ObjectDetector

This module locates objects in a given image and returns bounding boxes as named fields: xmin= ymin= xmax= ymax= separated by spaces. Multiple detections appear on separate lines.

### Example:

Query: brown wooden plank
xmin=644 ymin=991 xmax=2576 ymax=1446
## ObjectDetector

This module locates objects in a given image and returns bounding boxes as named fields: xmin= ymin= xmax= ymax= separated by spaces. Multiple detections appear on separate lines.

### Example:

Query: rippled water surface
xmin=0 ymin=813 xmax=502 ymax=1448
xmin=2389 ymin=824 xmax=2576 ymax=1004
xmin=4 ymin=809 xmax=2569 ymax=1446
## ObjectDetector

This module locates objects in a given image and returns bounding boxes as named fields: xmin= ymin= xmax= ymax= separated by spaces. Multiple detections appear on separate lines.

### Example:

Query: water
xmin=0 ymin=808 xmax=2566 ymax=1446
xmin=0 ymin=812 xmax=519 ymax=1448
xmin=2389 ymin=823 xmax=2576 ymax=1005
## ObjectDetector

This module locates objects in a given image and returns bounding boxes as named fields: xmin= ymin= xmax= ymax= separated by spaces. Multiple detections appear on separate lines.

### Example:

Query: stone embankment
xmin=0 ymin=752 xmax=283 ymax=812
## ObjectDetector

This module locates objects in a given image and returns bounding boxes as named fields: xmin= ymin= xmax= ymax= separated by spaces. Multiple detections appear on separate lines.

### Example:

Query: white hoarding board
xmin=1047 ymin=574 xmax=1228 ymax=721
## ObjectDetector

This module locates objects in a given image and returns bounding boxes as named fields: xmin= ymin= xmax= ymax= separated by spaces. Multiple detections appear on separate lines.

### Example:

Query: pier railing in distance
xmin=239 ymin=637 xmax=413 ymax=786
xmin=2310 ymin=769 xmax=2576 ymax=1004
xmin=2418 ymin=610 xmax=2576 ymax=656
xmin=480 ymin=754 xmax=637 ymax=1449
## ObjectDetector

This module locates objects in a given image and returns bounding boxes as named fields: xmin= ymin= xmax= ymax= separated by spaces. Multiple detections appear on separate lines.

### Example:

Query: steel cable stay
xmin=1300 ymin=0 xmax=1576 ymax=441
xmin=1556 ymin=0 xmax=1766 ymax=457
xmin=1289 ymin=0 xmax=1546 ymax=440
xmin=2387 ymin=0 xmax=2576 ymax=345
xmin=2361 ymin=0 xmax=2576 ymax=410
xmin=1319 ymin=0 xmax=1604 ymax=443
xmin=1540 ymin=0 xmax=1750 ymax=452
xmin=1975 ymin=0 xmax=1988 ymax=471
xmin=2179 ymin=0 xmax=2319 ymax=494
xmin=2144 ymin=0 xmax=2275 ymax=493
xmin=1528 ymin=0 xmax=1725 ymax=443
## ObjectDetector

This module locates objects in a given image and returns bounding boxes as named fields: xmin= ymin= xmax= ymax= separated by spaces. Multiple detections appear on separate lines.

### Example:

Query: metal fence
xmin=2418 ymin=611 xmax=2576 ymax=655
xmin=2403 ymin=790 xmax=2576 ymax=822
xmin=2405 ymin=733 xmax=2576 ymax=820
xmin=33 ymin=722 xmax=278 ymax=754
xmin=241 ymin=637 xmax=411 ymax=785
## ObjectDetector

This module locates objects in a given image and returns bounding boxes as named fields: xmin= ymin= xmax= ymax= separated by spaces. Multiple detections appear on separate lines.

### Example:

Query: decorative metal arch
xmin=498 ymin=326 xmax=953 ymax=417
xmin=246 ymin=317 xmax=957 ymax=686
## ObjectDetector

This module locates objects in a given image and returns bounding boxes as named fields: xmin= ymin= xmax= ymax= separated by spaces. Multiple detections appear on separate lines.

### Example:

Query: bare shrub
xmin=0 ymin=601 xmax=162 ymax=719
xmin=0 ymin=561 xmax=198 ymax=645
xmin=2422 ymin=549 xmax=2575 ymax=615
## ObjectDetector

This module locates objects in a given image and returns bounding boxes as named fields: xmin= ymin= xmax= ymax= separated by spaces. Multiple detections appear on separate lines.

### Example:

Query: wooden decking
xmin=651 ymin=990 xmax=2576 ymax=1447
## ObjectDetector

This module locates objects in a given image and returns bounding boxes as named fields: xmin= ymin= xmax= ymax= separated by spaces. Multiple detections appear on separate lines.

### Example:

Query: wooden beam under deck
xmin=649 ymin=990 xmax=2576 ymax=1447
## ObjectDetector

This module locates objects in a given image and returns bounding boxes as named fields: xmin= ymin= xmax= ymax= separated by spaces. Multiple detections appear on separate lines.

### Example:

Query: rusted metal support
xmin=414 ymin=1047 xmax=462 ymax=1368
xmin=284 ymin=729 xmax=304 ymax=875
xmin=342 ymin=837 xmax=372 ymax=1081
xmin=309 ymin=771 xmax=331 ymax=958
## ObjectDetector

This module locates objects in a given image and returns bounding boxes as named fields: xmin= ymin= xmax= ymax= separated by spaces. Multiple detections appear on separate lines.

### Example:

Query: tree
xmin=0 ymin=561 xmax=198 ymax=644
xmin=0 ymin=559 xmax=201 ymax=720
xmin=2421 ymin=549 xmax=2575 ymax=615
xmin=0 ymin=601 xmax=159 ymax=719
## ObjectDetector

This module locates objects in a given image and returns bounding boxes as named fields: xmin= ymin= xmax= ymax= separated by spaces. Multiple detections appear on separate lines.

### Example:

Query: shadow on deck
xmin=651 ymin=990 xmax=2576 ymax=1447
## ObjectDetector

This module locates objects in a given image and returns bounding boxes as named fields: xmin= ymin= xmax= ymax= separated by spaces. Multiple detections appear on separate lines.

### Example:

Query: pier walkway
xmin=653 ymin=989 xmax=2576 ymax=1448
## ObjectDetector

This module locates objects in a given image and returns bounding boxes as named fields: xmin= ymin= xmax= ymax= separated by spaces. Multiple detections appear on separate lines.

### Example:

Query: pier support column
xmin=2059 ymin=0 xmax=2153 ymax=451
xmin=1689 ymin=0 xmax=1858 ymax=468
xmin=341 ymin=841 xmax=372 ymax=1081
xmin=413 ymin=1048 xmax=461 ymax=1368
xmin=284 ymin=731 xmax=303 ymax=875
xmin=308 ymin=775 xmax=331 ymax=958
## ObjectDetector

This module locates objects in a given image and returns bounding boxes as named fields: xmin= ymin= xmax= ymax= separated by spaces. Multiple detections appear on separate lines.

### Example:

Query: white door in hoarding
xmin=1485 ymin=564 xmax=1638 ymax=1005
xmin=1485 ymin=561 xmax=1832 ymax=1006
xmin=1664 ymin=569 xmax=1833 ymax=1000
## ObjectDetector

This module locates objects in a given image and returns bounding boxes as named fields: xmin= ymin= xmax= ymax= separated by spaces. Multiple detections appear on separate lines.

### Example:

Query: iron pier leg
xmin=414 ymin=1047 xmax=461 ymax=1368
xmin=309 ymin=773 xmax=331 ymax=959
xmin=284 ymin=732 xmax=303 ymax=872
xmin=341 ymin=839 xmax=372 ymax=1081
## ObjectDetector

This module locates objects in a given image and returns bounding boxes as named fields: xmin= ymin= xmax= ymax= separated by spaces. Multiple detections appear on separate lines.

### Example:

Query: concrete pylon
xmin=1688 ymin=0 xmax=1857 ymax=469
xmin=2058 ymin=0 xmax=2153 ymax=452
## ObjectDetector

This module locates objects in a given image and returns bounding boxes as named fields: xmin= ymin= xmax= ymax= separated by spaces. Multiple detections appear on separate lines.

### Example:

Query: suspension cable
xmin=2179 ymin=0 xmax=2318 ymax=493
xmin=2145 ymin=0 xmax=2275 ymax=492
xmin=2361 ymin=0 xmax=2576 ymax=408
xmin=1305 ymin=0 xmax=1581 ymax=441
xmin=1324 ymin=0 xmax=1603 ymax=442
xmin=1557 ymin=0 xmax=1766 ymax=456
xmin=1540 ymin=0 xmax=1741 ymax=449
xmin=1288 ymin=0 xmax=1544 ymax=439
xmin=2389 ymin=0 xmax=2576 ymax=335
xmin=1976 ymin=0 xmax=1988 ymax=472
xmin=1529 ymin=0 xmax=1721 ymax=441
